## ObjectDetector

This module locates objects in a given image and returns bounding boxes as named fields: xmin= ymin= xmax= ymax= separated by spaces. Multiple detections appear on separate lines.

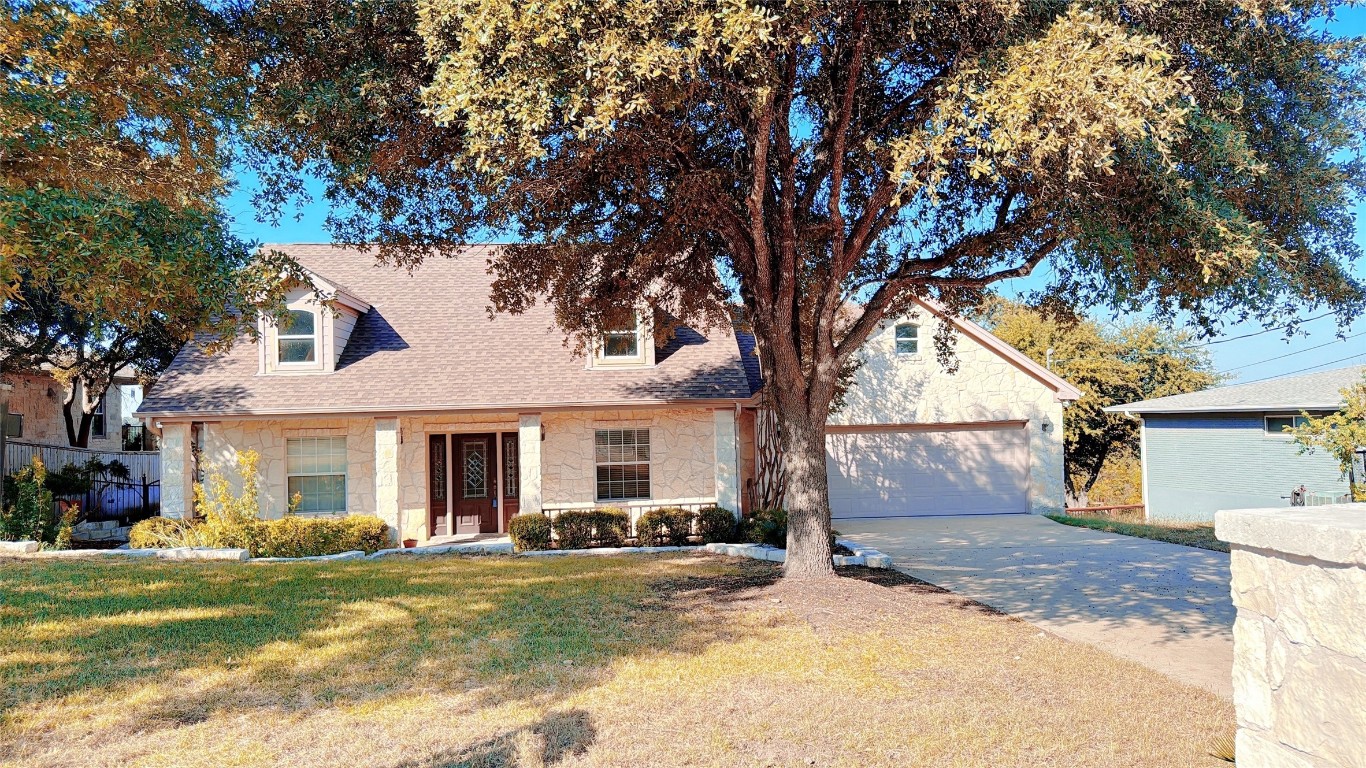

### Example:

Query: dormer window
xmin=278 ymin=309 xmax=318 ymax=364
xmin=895 ymin=323 xmax=920 ymax=355
xmin=592 ymin=310 xmax=651 ymax=368
xmin=603 ymin=313 xmax=640 ymax=358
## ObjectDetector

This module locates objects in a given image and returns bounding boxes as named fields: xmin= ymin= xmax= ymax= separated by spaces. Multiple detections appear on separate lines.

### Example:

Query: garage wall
xmin=832 ymin=306 xmax=1067 ymax=514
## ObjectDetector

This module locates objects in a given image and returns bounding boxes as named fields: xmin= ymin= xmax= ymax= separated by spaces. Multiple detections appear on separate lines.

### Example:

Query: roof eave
xmin=1103 ymin=402 xmax=1345 ymax=415
xmin=135 ymin=395 xmax=752 ymax=421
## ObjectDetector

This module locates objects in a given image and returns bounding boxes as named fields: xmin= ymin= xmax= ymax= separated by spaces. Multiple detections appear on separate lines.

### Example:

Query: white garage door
xmin=826 ymin=425 xmax=1030 ymax=518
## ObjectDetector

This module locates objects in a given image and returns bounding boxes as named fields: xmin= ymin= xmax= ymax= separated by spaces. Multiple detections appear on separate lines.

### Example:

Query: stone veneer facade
xmin=162 ymin=406 xmax=742 ymax=544
xmin=830 ymin=307 xmax=1068 ymax=514
xmin=1216 ymin=505 xmax=1366 ymax=768
xmin=2 ymin=371 xmax=131 ymax=451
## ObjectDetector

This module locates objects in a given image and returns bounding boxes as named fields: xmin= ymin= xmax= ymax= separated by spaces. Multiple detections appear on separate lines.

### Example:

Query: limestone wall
xmin=198 ymin=417 xmax=376 ymax=519
xmin=832 ymin=307 xmax=1067 ymax=513
xmin=540 ymin=408 xmax=718 ymax=508
xmin=1 ymin=371 xmax=130 ymax=451
xmin=1216 ymin=505 xmax=1366 ymax=768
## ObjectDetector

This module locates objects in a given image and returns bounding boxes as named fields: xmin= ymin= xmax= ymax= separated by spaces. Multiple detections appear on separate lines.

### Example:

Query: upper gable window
xmin=278 ymin=310 xmax=318 ymax=365
xmin=603 ymin=313 xmax=640 ymax=358
xmin=895 ymin=323 xmax=920 ymax=355
xmin=593 ymin=311 xmax=650 ymax=367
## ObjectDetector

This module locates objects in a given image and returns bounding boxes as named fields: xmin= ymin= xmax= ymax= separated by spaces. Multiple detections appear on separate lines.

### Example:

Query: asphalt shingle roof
xmin=139 ymin=244 xmax=755 ymax=418
xmin=1107 ymin=364 xmax=1366 ymax=414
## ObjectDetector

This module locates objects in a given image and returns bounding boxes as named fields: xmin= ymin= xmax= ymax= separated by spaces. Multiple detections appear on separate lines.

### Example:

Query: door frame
xmin=428 ymin=429 xmax=519 ymax=537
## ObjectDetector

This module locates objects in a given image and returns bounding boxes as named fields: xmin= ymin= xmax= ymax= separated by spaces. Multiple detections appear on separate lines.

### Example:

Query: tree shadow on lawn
xmin=0 ymin=554 xmax=776 ymax=762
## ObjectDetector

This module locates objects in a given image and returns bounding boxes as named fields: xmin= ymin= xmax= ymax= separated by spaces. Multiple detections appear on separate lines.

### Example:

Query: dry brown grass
xmin=0 ymin=553 xmax=1232 ymax=767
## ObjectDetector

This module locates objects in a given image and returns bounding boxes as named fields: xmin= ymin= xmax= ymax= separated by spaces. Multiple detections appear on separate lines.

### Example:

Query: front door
xmin=454 ymin=434 xmax=497 ymax=533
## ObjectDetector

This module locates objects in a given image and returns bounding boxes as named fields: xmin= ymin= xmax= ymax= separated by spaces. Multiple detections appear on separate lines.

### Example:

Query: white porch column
xmin=374 ymin=418 xmax=400 ymax=539
xmin=160 ymin=422 xmax=196 ymax=519
xmin=713 ymin=408 xmax=739 ymax=512
xmin=518 ymin=413 xmax=542 ymax=515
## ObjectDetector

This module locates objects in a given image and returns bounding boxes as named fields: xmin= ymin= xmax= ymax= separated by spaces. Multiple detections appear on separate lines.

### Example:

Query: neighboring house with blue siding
xmin=1107 ymin=365 xmax=1363 ymax=522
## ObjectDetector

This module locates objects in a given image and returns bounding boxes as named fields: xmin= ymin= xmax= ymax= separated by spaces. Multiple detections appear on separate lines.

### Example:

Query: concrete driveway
xmin=837 ymin=514 xmax=1234 ymax=697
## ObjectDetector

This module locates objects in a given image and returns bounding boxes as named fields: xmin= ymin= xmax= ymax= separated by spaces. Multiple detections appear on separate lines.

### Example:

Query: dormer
xmin=588 ymin=310 xmax=655 ymax=369
xmin=258 ymin=274 xmax=370 ymax=375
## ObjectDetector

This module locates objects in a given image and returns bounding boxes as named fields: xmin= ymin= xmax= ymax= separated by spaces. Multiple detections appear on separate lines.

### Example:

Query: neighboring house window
xmin=286 ymin=437 xmax=347 ymax=513
xmin=4 ymin=413 xmax=22 ymax=438
xmin=1265 ymin=415 xmax=1309 ymax=436
xmin=895 ymin=323 xmax=919 ymax=355
xmin=278 ymin=309 xmax=318 ymax=364
xmin=602 ymin=313 xmax=641 ymax=358
xmin=91 ymin=395 xmax=106 ymax=439
xmin=595 ymin=428 xmax=651 ymax=501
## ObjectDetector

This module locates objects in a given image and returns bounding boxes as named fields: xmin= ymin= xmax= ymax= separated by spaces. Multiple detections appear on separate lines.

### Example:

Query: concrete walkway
xmin=837 ymin=514 xmax=1234 ymax=697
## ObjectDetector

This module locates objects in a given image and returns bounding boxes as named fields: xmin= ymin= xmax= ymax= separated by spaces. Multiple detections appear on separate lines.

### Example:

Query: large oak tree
xmin=244 ymin=0 xmax=1365 ymax=577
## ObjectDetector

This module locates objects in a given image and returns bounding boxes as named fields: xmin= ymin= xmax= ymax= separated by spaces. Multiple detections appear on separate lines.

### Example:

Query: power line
xmin=1236 ymin=351 xmax=1366 ymax=385
xmin=1221 ymin=330 xmax=1366 ymax=373
xmin=1184 ymin=311 xmax=1337 ymax=348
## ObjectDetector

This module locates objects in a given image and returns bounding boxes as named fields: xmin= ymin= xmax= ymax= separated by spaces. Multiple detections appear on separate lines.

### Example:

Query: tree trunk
xmin=62 ymin=399 xmax=94 ymax=448
xmin=778 ymin=400 xmax=834 ymax=579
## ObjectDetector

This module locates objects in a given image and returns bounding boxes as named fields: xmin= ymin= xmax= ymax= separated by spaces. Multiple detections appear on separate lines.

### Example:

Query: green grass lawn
xmin=0 ymin=553 xmax=1232 ymax=767
xmin=1047 ymin=512 xmax=1229 ymax=553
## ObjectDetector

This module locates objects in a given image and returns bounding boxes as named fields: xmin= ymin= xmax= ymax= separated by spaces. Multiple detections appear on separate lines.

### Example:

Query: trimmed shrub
xmin=696 ymin=505 xmax=737 ymax=544
xmin=739 ymin=508 xmax=787 ymax=548
xmin=253 ymin=515 xmax=390 ymax=558
xmin=552 ymin=510 xmax=596 ymax=549
xmin=130 ymin=514 xmax=389 ymax=557
xmin=591 ymin=507 xmax=630 ymax=547
xmin=636 ymin=506 xmax=693 ymax=547
xmin=509 ymin=513 xmax=552 ymax=551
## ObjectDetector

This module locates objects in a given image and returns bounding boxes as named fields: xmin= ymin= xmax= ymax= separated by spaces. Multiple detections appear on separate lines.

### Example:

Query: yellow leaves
xmin=418 ymin=0 xmax=780 ymax=184
xmin=888 ymin=7 xmax=1194 ymax=197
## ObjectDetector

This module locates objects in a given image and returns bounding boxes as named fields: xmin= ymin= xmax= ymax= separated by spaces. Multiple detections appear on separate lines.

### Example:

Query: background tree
xmin=1290 ymin=372 xmax=1366 ymax=502
xmin=244 ymin=0 xmax=1365 ymax=577
xmin=1 ymin=0 xmax=302 ymax=452
xmin=983 ymin=300 xmax=1220 ymax=507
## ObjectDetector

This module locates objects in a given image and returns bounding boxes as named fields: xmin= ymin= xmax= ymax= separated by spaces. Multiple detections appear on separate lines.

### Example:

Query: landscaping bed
xmin=1047 ymin=511 xmax=1228 ymax=553
xmin=0 ymin=553 xmax=1233 ymax=767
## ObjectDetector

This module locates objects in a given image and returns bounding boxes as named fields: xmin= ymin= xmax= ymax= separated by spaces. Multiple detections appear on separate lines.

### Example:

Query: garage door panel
xmin=826 ymin=426 xmax=1029 ymax=518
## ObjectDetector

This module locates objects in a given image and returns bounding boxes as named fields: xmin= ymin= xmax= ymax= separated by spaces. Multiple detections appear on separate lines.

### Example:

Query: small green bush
xmin=696 ymin=505 xmax=737 ymax=543
xmin=740 ymin=508 xmax=787 ymax=548
xmin=553 ymin=510 xmax=596 ymax=549
xmin=550 ymin=509 xmax=630 ymax=549
xmin=52 ymin=503 xmax=78 ymax=551
xmin=591 ymin=507 xmax=630 ymax=547
xmin=637 ymin=506 xmax=693 ymax=547
xmin=508 ymin=513 xmax=552 ymax=551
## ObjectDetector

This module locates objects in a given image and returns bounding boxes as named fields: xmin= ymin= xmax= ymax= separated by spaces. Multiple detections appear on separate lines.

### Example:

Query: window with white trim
xmin=278 ymin=309 xmax=318 ymax=364
xmin=601 ymin=312 xmax=641 ymax=359
xmin=91 ymin=394 xmax=106 ymax=438
xmin=286 ymin=437 xmax=347 ymax=513
xmin=595 ymin=428 xmax=651 ymax=501
xmin=1264 ymin=415 xmax=1309 ymax=436
xmin=895 ymin=323 xmax=919 ymax=355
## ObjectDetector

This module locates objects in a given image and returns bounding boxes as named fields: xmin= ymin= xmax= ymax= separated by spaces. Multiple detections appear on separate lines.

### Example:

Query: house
xmin=135 ymin=244 xmax=1079 ymax=542
xmin=0 ymin=368 xmax=146 ymax=452
xmin=1107 ymin=365 xmax=1364 ymax=522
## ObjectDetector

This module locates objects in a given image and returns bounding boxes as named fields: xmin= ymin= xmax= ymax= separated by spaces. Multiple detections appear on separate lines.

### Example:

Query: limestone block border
xmin=13 ymin=546 xmax=251 ymax=561
xmin=701 ymin=538 xmax=894 ymax=568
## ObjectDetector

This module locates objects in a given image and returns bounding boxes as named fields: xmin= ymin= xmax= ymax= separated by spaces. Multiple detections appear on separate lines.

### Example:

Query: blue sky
xmin=223 ymin=8 xmax=1366 ymax=384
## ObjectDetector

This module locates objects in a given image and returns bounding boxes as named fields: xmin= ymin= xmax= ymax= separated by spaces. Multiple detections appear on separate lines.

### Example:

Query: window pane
xmin=1266 ymin=417 xmax=1295 ymax=434
xmin=603 ymin=332 xmax=638 ymax=357
xmin=279 ymin=338 xmax=316 ymax=363
xmin=288 ymin=474 xmax=346 ymax=513
xmin=895 ymin=324 xmax=919 ymax=355
xmin=282 ymin=310 xmax=315 ymax=336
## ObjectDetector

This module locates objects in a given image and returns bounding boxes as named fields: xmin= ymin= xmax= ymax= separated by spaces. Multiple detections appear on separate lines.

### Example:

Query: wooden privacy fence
xmin=4 ymin=440 xmax=160 ymax=522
